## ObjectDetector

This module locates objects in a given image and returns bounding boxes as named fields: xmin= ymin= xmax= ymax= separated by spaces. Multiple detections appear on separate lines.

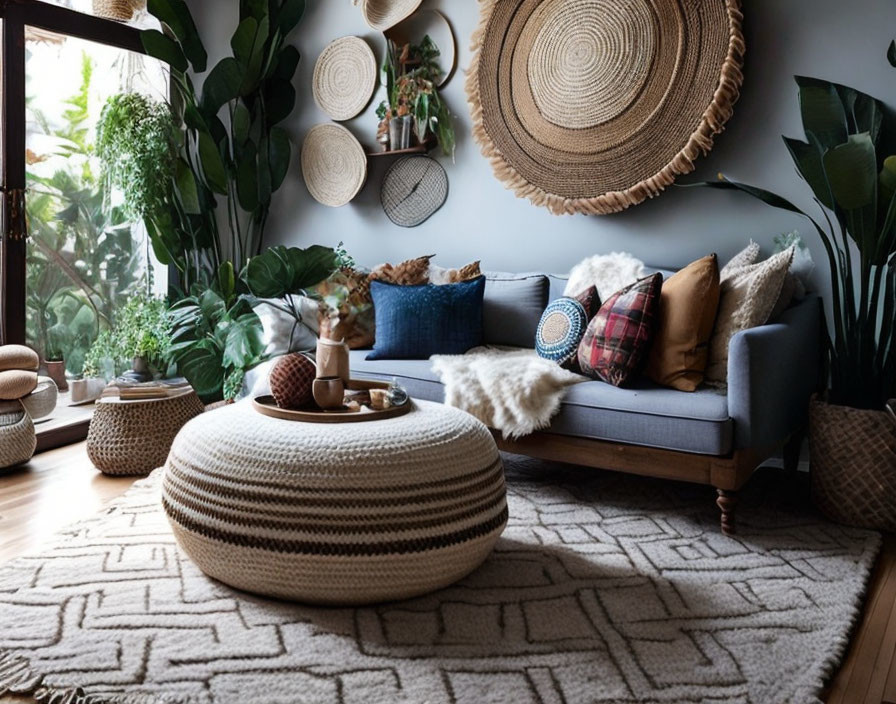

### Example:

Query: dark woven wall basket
xmin=809 ymin=395 xmax=896 ymax=532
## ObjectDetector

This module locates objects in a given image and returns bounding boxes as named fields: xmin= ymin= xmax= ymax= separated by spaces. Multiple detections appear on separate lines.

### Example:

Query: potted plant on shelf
xmin=376 ymin=36 xmax=455 ymax=157
xmin=703 ymin=69 xmax=896 ymax=530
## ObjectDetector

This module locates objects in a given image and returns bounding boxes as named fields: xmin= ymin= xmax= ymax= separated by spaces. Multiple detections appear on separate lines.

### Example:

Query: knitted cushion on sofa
xmin=577 ymin=274 xmax=663 ymax=387
xmin=535 ymin=286 xmax=599 ymax=369
xmin=706 ymin=246 xmax=795 ymax=383
xmin=0 ymin=370 xmax=38 ymax=400
xmin=0 ymin=345 xmax=39 ymax=373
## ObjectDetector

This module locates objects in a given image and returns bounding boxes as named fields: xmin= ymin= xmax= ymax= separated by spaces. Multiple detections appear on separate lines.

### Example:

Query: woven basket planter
xmin=87 ymin=390 xmax=205 ymax=476
xmin=809 ymin=395 xmax=896 ymax=531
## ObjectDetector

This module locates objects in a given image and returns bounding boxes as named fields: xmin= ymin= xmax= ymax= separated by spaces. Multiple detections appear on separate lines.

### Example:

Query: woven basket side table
xmin=87 ymin=390 xmax=205 ymax=476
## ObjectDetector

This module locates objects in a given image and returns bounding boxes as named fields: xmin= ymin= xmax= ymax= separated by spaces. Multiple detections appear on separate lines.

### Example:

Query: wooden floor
xmin=1 ymin=444 xmax=894 ymax=703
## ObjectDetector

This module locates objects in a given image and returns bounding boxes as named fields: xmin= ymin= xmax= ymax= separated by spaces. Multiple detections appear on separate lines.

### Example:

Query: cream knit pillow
xmin=706 ymin=245 xmax=796 ymax=383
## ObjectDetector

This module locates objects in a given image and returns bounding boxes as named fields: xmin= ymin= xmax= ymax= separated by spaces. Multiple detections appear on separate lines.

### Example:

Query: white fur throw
xmin=430 ymin=347 xmax=585 ymax=439
xmin=564 ymin=252 xmax=647 ymax=301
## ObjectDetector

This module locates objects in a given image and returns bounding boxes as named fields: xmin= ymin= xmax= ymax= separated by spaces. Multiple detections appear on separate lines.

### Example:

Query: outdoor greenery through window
xmin=24 ymin=28 xmax=168 ymax=378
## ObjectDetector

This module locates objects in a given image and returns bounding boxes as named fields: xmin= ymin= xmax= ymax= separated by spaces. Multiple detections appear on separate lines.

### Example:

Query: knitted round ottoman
xmin=163 ymin=399 xmax=508 ymax=604
xmin=87 ymin=390 xmax=205 ymax=476
xmin=0 ymin=401 xmax=36 ymax=470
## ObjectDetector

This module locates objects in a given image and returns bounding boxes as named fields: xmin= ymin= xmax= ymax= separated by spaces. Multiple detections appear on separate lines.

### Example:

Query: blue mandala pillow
xmin=535 ymin=286 xmax=599 ymax=369
xmin=367 ymin=276 xmax=486 ymax=360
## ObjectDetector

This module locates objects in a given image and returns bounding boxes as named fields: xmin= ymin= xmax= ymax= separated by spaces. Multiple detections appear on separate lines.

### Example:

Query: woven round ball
xmin=269 ymin=353 xmax=317 ymax=409
xmin=301 ymin=123 xmax=367 ymax=207
xmin=467 ymin=0 xmax=744 ymax=215
xmin=358 ymin=0 xmax=423 ymax=32
xmin=381 ymin=155 xmax=448 ymax=227
xmin=313 ymin=37 xmax=377 ymax=121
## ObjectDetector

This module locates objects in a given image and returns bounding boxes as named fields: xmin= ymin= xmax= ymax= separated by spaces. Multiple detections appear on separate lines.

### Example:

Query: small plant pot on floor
xmin=809 ymin=395 xmax=896 ymax=531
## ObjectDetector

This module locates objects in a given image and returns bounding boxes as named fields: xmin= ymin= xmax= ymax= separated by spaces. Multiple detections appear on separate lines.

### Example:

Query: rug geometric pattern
xmin=0 ymin=455 xmax=881 ymax=704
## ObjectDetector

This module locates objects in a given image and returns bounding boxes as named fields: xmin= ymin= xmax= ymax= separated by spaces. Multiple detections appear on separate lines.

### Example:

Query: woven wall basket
xmin=354 ymin=0 xmax=423 ymax=32
xmin=301 ymin=123 xmax=368 ymax=207
xmin=92 ymin=0 xmax=144 ymax=21
xmin=381 ymin=156 xmax=449 ymax=227
xmin=467 ymin=0 xmax=745 ymax=216
xmin=313 ymin=36 xmax=377 ymax=121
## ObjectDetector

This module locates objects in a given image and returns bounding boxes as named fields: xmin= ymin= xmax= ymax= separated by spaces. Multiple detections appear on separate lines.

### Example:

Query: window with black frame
xmin=0 ymin=0 xmax=168 ymax=448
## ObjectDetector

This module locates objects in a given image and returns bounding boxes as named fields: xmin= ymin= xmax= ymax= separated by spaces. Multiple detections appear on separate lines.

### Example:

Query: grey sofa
xmin=350 ymin=270 xmax=822 ymax=534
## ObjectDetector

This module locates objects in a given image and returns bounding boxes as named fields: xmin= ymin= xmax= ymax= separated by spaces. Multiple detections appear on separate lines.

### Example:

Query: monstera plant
xmin=140 ymin=0 xmax=305 ymax=288
xmin=704 ymin=72 xmax=896 ymax=530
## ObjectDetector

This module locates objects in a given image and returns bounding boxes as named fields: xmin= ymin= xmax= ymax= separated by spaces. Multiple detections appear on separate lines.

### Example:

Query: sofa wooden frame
xmin=493 ymin=429 xmax=805 ymax=535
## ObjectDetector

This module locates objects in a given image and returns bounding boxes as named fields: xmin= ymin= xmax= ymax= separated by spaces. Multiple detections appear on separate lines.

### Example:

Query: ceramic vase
xmin=316 ymin=338 xmax=349 ymax=384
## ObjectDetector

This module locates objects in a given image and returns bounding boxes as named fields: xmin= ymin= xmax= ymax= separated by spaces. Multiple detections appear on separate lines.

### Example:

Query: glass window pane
xmin=25 ymin=28 xmax=168 ymax=384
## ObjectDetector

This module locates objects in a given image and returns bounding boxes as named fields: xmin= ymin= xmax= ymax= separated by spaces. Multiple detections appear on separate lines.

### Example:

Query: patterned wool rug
xmin=0 ymin=455 xmax=881 ymax=704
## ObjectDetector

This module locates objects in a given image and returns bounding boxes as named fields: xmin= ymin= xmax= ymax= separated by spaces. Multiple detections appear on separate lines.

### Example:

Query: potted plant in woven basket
xmin=702 ymin=64 xmax=896 ymax=530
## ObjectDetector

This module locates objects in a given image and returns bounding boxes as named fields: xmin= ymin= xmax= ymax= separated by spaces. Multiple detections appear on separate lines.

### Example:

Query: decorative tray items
xmin=253 ymin=337 xmax=410 ymax=423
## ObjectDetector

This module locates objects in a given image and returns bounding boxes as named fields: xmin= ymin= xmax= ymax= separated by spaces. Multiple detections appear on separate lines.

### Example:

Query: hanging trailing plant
xmin=95 ymin=92 xmax=177 ymax=222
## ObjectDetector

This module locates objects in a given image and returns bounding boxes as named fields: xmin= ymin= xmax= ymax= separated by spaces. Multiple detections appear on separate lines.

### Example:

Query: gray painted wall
xmin=191 ymin=0 xmax=896 ymax=296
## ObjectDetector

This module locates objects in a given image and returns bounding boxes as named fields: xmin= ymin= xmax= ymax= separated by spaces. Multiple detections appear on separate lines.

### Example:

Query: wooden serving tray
xmin=252 ymin=395 xmax=411 ymax=423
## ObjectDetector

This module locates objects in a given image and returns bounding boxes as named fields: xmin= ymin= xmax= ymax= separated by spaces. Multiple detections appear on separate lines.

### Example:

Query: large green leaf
xmin=245 ymin=246 xmax=290 ymax=298
xmin=232 ymin=102 xmax=251 ymax=146
xmin=285 ymin=245 xmax=339 ymax=290
xmin=889 ymin=40 xmax=896 ymax=68
xmin=231 ymin=17 xmax=259 ymax=63
xmin=256 ymin=134 xmax=272 ymax=206
xmin=174 ymin=158 xmax=201 ymax=214
xmin=268 ymin=127 xmax=291 ymax=192
xmin=275 ymin=0 xmax=305 ymax=36
xmin=199 ymin=287 xmax=227 ymax=326
xmin=264 ymin=77 xmax=296 ymax=126
xmin=201 ymin=58 xmax=244 ymax=115
xmin=146 ymin=0 xmax=207 ymax=71
xmin=222 ymin=312 xmax=264 ymax=369
xmin=823 ymin=133 xmax=878 ymax=211
xmin=796 ymin=76 xmax=847 ymax=150
xmin=176 ymin=339 xmax=224 ymax=400
xmin=783 ymin=137 xmax=833 ymax=209
xmin=217 ymin=261 xmax=236 ymax=301
xmin=236 ymin=141 xmax=260 ymax=212
xmin=141 ymin=30 xmax=188 ymax=73
xmin=197 ymin=130 xmax=228 ymax=194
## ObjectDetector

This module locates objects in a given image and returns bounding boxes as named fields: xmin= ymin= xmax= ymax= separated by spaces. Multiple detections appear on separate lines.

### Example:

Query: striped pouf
xmin=162 ymin=399 xmax=507 ymax=605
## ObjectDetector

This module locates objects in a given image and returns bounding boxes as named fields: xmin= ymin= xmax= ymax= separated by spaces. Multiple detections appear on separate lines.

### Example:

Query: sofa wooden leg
xmin=716 ymin=489 xmax=739 ymax=535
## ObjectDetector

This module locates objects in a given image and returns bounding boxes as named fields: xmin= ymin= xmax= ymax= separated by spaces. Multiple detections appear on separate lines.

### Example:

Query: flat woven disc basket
xmin=381 ymin=155 xmax=449 ymax=227
xmin=467 ymin=0 xmax=745 ymax=215
xmin=313 ymin=36 xmax=378 ymax=121
xmin=356 ymin=0 xmax=423 ymax=32
xmin=301 ymin=124 xmax=368 ymax=207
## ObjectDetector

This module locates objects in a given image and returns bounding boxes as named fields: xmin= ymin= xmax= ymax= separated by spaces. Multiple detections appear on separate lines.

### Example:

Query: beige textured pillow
xmin=0 ymin=370 xmax=38 ymax=400
xmin=706 ymin=246 xmax=795 ymax=383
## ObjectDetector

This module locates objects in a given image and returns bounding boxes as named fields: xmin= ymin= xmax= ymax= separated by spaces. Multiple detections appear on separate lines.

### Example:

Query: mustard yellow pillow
xmin=646 ymin=255 xmax=721 ymax=392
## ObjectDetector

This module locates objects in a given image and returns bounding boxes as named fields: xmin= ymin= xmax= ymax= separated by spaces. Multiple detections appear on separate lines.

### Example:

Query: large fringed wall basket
xmin=467 ymin=0 xmax=745 ymax=215
xmin=809 ymin=397 xmax=896 ymax=532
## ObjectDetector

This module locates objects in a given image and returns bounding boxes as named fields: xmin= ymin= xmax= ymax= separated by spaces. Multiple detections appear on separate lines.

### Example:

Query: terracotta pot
xmin=809 ymin=395 xmax=896 ymax=531
xmin=44 ymin=360 xmax=67 ymax=392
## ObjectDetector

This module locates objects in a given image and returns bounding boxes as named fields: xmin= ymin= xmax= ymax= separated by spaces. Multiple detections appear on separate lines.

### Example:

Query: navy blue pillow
xmin=367 ymin=277 xmax=485 ymax=360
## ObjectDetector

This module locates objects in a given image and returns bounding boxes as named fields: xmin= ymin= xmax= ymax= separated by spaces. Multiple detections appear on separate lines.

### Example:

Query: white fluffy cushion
xmin=706 ymin=245 xmax=796 ymax=383
xmin=255 ymin=295 xmax=321 ymax=358
xmin=564 ymin=252 xmax=646 ymax=301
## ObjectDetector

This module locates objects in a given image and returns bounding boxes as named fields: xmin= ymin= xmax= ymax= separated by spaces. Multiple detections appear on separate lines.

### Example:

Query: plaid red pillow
xmin=577 ymin=274 xmax=663 ymax=387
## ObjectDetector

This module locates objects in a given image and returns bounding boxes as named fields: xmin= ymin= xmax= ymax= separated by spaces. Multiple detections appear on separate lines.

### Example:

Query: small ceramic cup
xmin=313 ymin=377 xmax=345 ymax=410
